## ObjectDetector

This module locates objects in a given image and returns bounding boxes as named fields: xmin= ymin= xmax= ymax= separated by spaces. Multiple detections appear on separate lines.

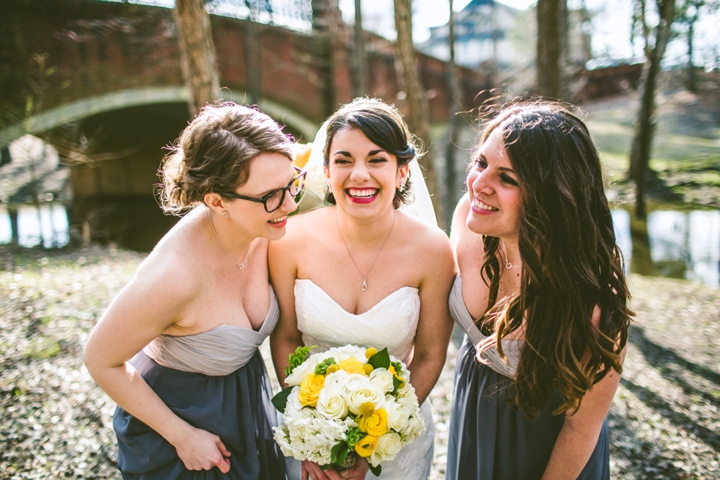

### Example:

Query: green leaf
xmin=392 ymin=375 xmax=403 ymax=395
xmin=330 ymin=442 xmax=349 ymax=465
xmin=368 ymin=462 xmax=382 ymax=476
xmin=367 ymin=347 xmax=390 ymax=369
xmin=271 ymin=386 xmax=294 ymax=413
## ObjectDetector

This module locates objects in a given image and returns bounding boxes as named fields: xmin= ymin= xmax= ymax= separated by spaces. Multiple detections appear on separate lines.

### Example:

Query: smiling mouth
xmin=268 ymin=215 xmax=287 ymax=225
xmin=472 ymin=197 xmax=499 ymax=211
xmin=346 ymin=188 xmax=379 ymax=203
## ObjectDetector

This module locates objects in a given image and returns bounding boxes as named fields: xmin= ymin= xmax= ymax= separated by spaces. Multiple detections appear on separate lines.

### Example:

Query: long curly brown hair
xmin=474 ymin=101 xmax=633 ymax=418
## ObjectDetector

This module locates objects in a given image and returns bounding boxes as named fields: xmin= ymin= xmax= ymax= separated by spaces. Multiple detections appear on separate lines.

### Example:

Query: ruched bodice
xmin=449 ymin=275 xmax=522 ymax=378
xmin=144 ymin=285 xmax=280 ymax=376
xmin=295 ymin=279 xmax=420 ymax=364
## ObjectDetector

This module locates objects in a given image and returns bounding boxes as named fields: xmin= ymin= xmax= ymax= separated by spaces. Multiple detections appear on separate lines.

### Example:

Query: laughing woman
xmin=270 ymin=98 xmax=455 ymax=480
xmin=446 ymin=102 xmax=633 ymax=479
xmin=84 ymin=103 xmax=303 ymax=479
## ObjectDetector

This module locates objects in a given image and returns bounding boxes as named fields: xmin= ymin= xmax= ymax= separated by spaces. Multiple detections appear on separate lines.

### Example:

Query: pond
xmin=1 ymin=202 xmax=718 ymax=288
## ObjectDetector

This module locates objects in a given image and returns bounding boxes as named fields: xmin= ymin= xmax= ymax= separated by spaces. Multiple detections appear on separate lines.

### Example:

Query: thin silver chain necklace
xmin=208 ymin=210 xmax=250 ymax=269
xmin=336 ymin=213 xmax=396 ymax=292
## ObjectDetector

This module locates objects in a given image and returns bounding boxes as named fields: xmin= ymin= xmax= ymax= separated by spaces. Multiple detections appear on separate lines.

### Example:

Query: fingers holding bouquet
xmin=273 ymin=345 xmax=425 ymax=477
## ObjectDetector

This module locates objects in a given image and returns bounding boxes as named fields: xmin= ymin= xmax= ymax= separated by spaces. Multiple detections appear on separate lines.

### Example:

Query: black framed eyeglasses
xmin=218 ymin=166 xmax=307 ymax=213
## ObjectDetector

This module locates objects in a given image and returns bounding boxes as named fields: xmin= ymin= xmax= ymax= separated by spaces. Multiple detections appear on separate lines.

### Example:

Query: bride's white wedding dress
xmin=285 ymin=278 xmax=435 ymax=480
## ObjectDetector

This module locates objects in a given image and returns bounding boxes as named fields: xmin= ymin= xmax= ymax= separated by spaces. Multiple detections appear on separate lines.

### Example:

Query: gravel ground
xmin=1 ymin=245 xmax=719 ymax=479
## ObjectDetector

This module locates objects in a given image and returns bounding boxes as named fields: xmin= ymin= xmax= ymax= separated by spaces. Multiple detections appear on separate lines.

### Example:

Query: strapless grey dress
xmin=446 ymin=275 xmax=609 ymax=480
xmin=113 ymin=286 xmax=286 ymax=480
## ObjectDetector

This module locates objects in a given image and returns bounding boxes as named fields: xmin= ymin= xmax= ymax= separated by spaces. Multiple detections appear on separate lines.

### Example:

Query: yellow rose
xmin=354 ymin=435 xmax=378 ymax=458
xmin=338 ymin=357 xmax=364 ymax=375
xmin=358 ymin=408 xmax=388 ymax=437
xmin=293 ymin=144 xmax=313 ymax=169
xmin=365 ymin=347 xmax=378 ymax=359
xmin=298 ymin=373 xmax=325 ymax=407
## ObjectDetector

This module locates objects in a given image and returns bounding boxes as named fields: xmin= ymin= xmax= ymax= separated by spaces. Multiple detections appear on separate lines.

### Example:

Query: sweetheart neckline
xmin=296 ymin=278 xmax=419 ymax=317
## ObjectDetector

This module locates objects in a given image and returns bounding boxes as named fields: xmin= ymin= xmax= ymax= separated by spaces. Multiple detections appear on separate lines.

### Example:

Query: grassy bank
xmin=1 ymin=245 xmax=718 ymax=479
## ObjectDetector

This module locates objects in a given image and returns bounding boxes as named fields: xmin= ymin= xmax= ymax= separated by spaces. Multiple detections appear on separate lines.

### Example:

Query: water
xmin=0 ymin=203 xmax=70 ymax=248
xmin=612 ymin=209 xmax=720 ymax=288
xmin=1 ymin=203 xmax=718 ymax=288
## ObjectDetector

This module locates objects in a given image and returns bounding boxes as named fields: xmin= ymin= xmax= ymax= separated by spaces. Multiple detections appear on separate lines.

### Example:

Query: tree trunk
xmin=687 ymin=10 xmax=697 ymax=92
xmin=174 ymin=0 xmax=220 ymax=116
xmin=629 ymin=0 xmax=675 ymax=218
xmin=393 ymin=0 xmax=444 ymax=228
xmin=246 ymin=3 xmax=261 ymax=106
xmin=353 ymin=0 xmax=366 ymax=97
xmin=444 ymin=0 xmax=463 ymax=225
xmin=536 ymin=0 xmax=563 ymax=99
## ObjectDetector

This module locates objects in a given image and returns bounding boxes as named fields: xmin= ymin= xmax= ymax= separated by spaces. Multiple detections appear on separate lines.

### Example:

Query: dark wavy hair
xmin=159 ymin=102 xmax=294 ymax=215
xmin=474 ymin=101 xmax=633 ymax=418
xmin=322 ymin=98 xmax=419 ymax=209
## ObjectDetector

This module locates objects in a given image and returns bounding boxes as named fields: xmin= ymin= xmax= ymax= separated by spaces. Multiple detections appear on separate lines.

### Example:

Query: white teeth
xmin=268 ymin=216 xmax=287 ymax=224
xmin=347 ymin=188 xmax=377 ymax=198
xmin=473 ymin=197 xmax=498 ymax=211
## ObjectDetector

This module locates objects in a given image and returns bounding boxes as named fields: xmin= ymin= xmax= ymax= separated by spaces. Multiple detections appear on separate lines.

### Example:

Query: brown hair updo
xmin=159 ymin=102 xmax=294 ymax=214
xmin=323 ymin=98 xmax=420 ymax=209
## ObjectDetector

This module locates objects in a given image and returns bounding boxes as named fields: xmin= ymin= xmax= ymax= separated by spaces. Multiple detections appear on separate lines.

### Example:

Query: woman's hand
xmin=301 ymin=459 xmax=369 ymax=480
xmin=173 ymin=426 xmax=231 ymax=473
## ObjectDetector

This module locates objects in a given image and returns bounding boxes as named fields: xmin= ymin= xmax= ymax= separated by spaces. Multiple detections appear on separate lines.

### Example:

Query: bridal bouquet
xmin=272 ymin=345 xmax=425 ymax=476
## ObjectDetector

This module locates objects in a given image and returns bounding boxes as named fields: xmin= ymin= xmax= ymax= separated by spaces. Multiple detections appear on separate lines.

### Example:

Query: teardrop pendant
xmin=361 ymin=278 xmax=368 ymax=291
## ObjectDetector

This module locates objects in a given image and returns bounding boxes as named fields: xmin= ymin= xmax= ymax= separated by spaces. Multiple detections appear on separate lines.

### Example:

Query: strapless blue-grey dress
xmin=446 ymin=276 xmax=610 ymax=480
xmin=113 ymin=286 xmax=286 ymax=480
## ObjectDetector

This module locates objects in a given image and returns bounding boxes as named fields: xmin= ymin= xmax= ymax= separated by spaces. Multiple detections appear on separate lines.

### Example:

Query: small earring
xmin=222 ymin=211 xmax=229 ymax=218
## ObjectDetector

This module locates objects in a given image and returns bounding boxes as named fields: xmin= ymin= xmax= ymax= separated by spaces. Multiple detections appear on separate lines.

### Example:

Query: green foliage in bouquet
xmin=286 ymin=345 xmax=315 ymax=377
xmin=273 ymin=345 xmax=316 ymax=413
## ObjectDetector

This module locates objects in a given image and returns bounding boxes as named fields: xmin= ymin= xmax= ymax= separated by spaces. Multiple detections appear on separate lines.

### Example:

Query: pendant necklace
xmin=501 ymin=240 xmax=520 ymax=270
xmin=208 ymin=210 xmax=250 ymax=269
xmin=337 ymin=214 xmax=396 ymax=292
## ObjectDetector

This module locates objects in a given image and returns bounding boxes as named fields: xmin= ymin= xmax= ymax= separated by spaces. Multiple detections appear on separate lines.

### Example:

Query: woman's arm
xmin=406 ymin=231 xmax=457 ymax=405
xmin=268 ymin=228 xmax=305 ymax=387
xmin=541 ymin=306 xmax=627 ymax=479
xmin=83 ymin=260 xmax=231 ymax=473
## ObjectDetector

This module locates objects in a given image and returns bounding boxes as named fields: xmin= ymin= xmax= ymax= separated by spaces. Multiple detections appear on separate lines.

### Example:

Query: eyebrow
xmin=477 ymin=153 xmax=516 ymax=174
xmin=252 ymin=171 xmax=296 ymax=196
xmin=333 ymin=149 xmax=388 ymax=157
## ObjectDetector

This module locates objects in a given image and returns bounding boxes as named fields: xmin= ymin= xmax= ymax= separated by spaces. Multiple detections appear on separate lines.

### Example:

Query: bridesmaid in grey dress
xmin=446 ymin=102 xmax=633 ymax=479
xmin=84 ymin=103 xmax=305 ymax=479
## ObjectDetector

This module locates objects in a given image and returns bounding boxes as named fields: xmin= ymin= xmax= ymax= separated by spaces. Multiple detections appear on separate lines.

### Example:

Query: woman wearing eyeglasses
xmin=270 ymin=98 xmax=455 ymax=480
xmin=84 ymin=103 xmax=304 ymax=479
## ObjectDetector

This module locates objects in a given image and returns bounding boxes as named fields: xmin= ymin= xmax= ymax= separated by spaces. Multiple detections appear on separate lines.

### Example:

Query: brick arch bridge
xmin=1 ymin=0 xmax=493 ymax=248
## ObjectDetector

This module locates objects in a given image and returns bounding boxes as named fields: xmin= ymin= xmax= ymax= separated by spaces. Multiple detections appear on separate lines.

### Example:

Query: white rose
xmin=368 ymin=368 xmax=395 ymax=393
xmin=345 ymin=379 xmax=385 ymax=415
xmin=320 ymin=345 xmax=367 ymax=362
xmin=316 ymin=387 xmax=349 ymax=420
xmin=382 ymin=395 xmax=411 ymax=431
xmin=399 ymin=412 xmax=425 ymax=445
xmin=343 ymin=373 xmax=370 ymax=391
xmin=369 ymin=432 xmax=403 ymax=466
xmin=324 ymin=370 xmax=350 ymax=390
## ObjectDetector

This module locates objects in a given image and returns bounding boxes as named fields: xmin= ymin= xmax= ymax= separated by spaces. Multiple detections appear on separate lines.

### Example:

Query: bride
xmin=270 ymin=98 xmax=455 ymax=480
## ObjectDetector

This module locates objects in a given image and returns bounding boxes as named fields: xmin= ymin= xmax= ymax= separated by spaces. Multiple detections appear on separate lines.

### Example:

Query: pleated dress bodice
xmin=143 ymin=285 xmax=279 ymax=376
